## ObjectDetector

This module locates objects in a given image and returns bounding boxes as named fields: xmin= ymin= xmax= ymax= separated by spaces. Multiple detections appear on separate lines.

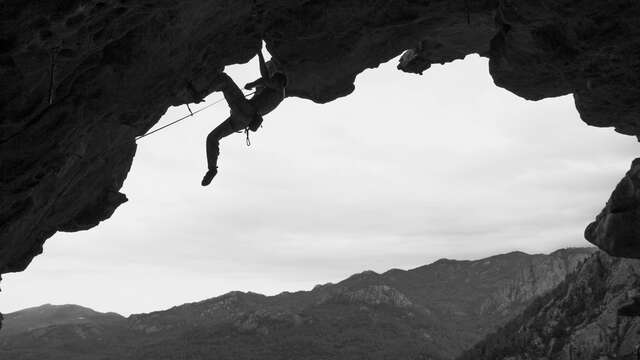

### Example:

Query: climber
xmin=201 ymin=48 xmax=287 ymax=186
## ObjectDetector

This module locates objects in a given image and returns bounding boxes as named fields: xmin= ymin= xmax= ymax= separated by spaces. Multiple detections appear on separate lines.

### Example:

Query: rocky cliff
xmin=458 ymin=252 xmax=640 ymax=360
xmin=586 ymin=158 xmax=640 ymax=258
xmin=1 ymin=0 xmax=640 ymax=277
xmin=0 ymin=248 xmax=593 ymax=360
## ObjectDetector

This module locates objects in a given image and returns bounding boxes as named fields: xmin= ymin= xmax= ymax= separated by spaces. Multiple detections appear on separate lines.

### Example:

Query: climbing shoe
xmin=201 ymin=168 xmax=218 ymax=186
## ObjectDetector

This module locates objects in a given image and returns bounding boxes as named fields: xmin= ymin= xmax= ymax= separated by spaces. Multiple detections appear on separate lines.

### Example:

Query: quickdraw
xmin=245 ymin=127 xmax=251 ymax=146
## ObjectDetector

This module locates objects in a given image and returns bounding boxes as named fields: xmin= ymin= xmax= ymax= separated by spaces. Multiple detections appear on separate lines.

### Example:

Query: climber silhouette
xmin=201 ymin=48 xmax=287 ymax=186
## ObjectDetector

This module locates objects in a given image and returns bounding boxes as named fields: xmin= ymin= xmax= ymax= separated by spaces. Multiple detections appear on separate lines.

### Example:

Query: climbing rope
xmin=135 ymin=90 xmax=256 ymax=141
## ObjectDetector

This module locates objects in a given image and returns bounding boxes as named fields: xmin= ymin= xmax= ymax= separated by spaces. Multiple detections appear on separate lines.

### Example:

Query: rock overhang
xmin=1 ymin=0 xmax=640 ymax=278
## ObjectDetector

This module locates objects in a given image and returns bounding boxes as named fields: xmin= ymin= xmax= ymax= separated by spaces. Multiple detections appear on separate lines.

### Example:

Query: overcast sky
xmin=1 ymin=55 xmax=638 ymax=316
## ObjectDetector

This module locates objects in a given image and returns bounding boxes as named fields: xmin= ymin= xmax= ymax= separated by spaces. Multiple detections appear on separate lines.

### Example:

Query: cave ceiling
xmin=2 ymin=0 xmax=640 ymax=280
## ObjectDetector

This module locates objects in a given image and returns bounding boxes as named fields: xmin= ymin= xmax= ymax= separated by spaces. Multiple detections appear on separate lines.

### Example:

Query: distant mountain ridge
xmin=1 ymin=304 xmax=123 ymax=337
xmin=0 ymin=248 xmax=595 ymax=360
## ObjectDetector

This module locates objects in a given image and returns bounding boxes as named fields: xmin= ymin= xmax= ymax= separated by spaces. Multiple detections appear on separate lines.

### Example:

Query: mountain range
xmin=0 ymin=248 xmax=595 ymax=360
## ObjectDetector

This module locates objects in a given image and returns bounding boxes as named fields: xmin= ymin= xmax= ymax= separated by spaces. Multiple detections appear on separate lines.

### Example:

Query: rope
xmin=245 ymin=127 xmax=251 ymax=146
xmin=135 ymin=90 xmax=256 ymax=141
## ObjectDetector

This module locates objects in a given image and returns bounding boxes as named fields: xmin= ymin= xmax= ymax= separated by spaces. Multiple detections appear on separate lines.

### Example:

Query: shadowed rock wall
xmin=1 ymin=0 xmax=639 ymax=276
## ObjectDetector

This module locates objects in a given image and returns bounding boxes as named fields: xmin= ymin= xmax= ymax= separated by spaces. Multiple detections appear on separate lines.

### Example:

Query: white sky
xmin=1 ymin=55 xmax=637 ymax=316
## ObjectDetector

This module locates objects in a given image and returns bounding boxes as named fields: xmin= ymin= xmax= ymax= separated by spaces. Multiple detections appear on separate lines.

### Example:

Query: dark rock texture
xmin=1 ymin=1 xmax=640 ymax=275
xmin=586 ymin=159 xmax=640 ymax=258
xmin=0 ymin=249 xmax=593 ymax=360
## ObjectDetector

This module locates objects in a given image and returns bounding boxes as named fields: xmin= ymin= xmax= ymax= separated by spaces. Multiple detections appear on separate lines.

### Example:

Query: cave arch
xmin=2 ymin=0 xmax=640 ymax=282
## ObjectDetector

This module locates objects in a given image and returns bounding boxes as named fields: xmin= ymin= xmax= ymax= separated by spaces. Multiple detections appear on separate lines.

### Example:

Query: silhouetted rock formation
xmin=0 ymin=249 xmax=593 ymax=359
xmin=587 ymin=158 xmax=640 ymax=258
xmin=1 ymin=1 xmax=639 ymax=280
xmin=458 ymin=251 xmax=640 ymax=360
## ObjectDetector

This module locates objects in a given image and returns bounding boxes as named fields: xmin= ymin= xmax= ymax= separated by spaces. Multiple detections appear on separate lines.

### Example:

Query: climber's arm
xmin=258 ymin=50 xmax=269 ymax=79
xmin=244 ymin=78 xmax=266 ymax=90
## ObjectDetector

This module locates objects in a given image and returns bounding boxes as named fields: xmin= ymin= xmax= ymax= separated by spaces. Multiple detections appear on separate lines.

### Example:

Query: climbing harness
xmin=135 ymin=90 xmax=256 ymax=141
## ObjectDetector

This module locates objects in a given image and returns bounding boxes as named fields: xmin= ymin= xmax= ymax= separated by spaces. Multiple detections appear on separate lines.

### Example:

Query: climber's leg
xmin=215 ymin=73 xmax=254 ymax=117
xmin=202 ymin=117 xmax=235 ymax=186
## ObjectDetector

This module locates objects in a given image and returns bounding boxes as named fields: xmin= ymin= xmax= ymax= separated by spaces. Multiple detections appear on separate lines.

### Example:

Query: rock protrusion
xmin=586 ymin=158 xmax=640 ymax=258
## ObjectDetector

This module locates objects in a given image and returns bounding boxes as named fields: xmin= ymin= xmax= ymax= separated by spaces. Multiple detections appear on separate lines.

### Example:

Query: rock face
xmin=458 ymin=252 xmax=640 ymax=360
xmin=1 ymin=1 xmax=640 ymax=277
xmin=0 ymin=248 xmax=593 ymax=360
xmin=586 ymin=159 xmax=640 ymax=258
xmin=324 ymin=284 xmax=414 ymax=308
